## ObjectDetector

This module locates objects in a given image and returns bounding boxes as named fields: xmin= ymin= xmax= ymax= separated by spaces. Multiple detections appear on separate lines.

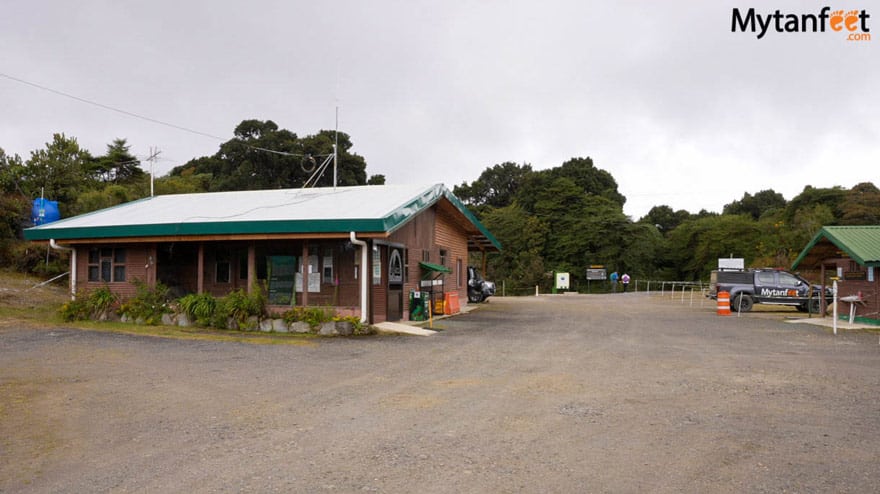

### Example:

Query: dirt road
xmin=2 ymin=294 xmax=879 ymax=492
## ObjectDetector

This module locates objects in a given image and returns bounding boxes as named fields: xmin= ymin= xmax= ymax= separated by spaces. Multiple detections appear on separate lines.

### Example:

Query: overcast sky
xmin=2 ymin=1 xmax=877 ymax=218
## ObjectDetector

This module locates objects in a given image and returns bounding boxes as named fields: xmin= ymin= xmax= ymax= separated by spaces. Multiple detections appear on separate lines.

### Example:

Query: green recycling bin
xmin=409 ymin=290 xmax=428 ymax=321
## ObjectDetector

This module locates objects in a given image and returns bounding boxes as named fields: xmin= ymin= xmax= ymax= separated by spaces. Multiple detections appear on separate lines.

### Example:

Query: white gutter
xmin=49 ymin=239 xmax=76 ymax=300
xmin=349 ymin=232 xmax=369 ymax=323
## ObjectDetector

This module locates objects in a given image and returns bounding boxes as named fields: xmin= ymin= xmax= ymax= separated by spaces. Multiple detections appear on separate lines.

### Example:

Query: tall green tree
xmin=168 ymin=120 xmax=369 ymax=191
xmin=639 ymin=205 xmax=691 ymax=233
xmin=666 ymin=215 xmax=763 ymax=280
xmin=91 ymin=138 xmax=145 ymax=184
xmin=723 ymin=189 xmax=786 ymax=219
xmin=453 ymin=162 xmax=533 ymax=214
xmin=18 ymin=134 xmax=94 ymax=217
xmin=481 ymin=204 xmax=548 ymax=290
xmin=553 ymin=157 xmax=625 ymax=207
xmin=783 ymin=185 xmax=846 ymax=224
xmin=515 ymin=157 xmax=625 ymax=213
xmin=0 ymin=148 xmax=30 ymax=262
xmin=839 ymin=182 xmax=880 ymax=225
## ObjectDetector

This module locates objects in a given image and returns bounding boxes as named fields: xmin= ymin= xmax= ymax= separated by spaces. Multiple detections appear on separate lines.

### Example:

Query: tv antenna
xmin=146 ymin=147 xmax=161 ymax=196
xmin=301 ymin=106 xmax=340 ymax=189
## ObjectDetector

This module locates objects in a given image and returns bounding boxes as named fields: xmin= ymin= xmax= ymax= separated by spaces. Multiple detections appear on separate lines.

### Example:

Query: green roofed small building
xmin=24 ymin=184 xmax=501 ymax=324
xmin=792 ymin=226 xmax=880 ymax=323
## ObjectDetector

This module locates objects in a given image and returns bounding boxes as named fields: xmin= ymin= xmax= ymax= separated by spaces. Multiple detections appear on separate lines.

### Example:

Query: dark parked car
xmin=467 ymin=266 xmax=495 ymax=303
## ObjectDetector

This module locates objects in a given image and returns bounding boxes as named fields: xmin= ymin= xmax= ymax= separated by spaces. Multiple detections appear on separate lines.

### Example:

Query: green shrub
xmin=118 ymin=280 xmax=171 ymax=325
xmin=88 ymin=286 xmax=117 ymax=318
xmin=59 ymin=297 xmax=91 ymax=322
xmin=58 ymin=286 xmax=118 ymax=322
xmin=280 ymin=306 xmax=339 ymax=329
xmin=221 ymin=288 xmax=266 ymax=329
xmin=177 ymin=292 xmax=217 ymax=327
xmin=280 ymin=307 xmax=307 ymax=324
xmin=210 ymin=299 xmax=232 ymax=329
xmin=177 ymin=288 xmax=266 ymax=329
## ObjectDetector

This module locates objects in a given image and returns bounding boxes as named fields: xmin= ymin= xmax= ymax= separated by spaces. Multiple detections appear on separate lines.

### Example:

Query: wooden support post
xmin=247 ymin=242 xmax=256 ymax=294
xmin=301 ymin=241 xmax=309 ymax=307
xmin=197 ymin=242 xmax=205 ymax=294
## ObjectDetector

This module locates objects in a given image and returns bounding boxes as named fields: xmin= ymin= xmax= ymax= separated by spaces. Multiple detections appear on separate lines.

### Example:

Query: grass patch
xmin=68 ymin=320 xmax=320 ymax=345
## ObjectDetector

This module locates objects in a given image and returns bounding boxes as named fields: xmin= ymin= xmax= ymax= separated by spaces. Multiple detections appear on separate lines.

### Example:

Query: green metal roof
xmin=792 ymin=226 xmax=880 ymax=269
xmin=24 ymin=184 xmax=501 ymax=251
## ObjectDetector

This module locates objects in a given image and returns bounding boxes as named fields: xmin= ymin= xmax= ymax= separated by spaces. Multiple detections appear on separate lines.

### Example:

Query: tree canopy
xmin=167 ymin=120 xmax=368 ymax=191
xmin=457 ymin=157 xmax=880 ymax=287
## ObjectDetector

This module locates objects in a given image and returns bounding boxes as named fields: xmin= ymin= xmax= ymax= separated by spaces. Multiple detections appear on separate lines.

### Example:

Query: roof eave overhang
xmin=24 ymin=218 xmax=390 ymax=242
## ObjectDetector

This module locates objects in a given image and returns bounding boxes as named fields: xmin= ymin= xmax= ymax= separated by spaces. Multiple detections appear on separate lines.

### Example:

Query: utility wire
xmin=0 ymin=72 xmax=325 ymax=159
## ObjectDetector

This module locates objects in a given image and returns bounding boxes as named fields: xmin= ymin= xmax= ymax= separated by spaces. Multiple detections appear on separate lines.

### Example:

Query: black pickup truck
xmin=708 ymin=268 xmax=832 ymax=313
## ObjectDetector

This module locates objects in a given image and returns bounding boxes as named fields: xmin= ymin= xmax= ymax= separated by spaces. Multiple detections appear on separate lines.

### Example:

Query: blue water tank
xmin=32 ymin=198 xmax=61 ymax=226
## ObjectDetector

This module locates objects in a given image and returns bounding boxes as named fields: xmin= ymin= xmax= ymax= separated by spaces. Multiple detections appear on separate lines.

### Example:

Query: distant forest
xmin=2 ymin=119 xmax=878 ymax=290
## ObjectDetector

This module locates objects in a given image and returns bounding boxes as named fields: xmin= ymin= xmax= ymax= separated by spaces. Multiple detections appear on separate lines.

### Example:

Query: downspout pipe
xmin=349 ymin=232 xmax=369 ymax=323
xmin=49 ymin=239 xmax=76 ymax=300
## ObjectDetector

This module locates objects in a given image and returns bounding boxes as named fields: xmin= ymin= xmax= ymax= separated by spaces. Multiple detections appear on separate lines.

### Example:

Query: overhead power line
xmin=0 ymin=72 xmax=319 ymax=159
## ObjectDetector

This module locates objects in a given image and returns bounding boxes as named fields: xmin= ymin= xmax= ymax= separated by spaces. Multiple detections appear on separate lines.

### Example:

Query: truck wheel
xmin=733 ymin=294 xmax=753 ymax=312
xmin=808 ymin=298 xmax=823 ymax=314
xmin=468 ymin=292 xmax=484 ymax=303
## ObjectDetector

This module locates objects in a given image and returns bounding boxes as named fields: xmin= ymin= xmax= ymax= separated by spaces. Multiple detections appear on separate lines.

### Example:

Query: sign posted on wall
xmin=268 ymin=256 xmax=297 ymax=305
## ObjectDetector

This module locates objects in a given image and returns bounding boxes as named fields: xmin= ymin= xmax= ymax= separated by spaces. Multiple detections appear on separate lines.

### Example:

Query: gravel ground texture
xmin=2 ymin=293 xmax=879 ymax=493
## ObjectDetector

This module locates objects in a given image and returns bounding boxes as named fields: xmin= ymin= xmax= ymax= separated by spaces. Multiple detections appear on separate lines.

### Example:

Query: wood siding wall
xmin=434 ymin=207 xmax=469 ymax=299
xmin=73 ymin=240 xmax=360 ymax=312
xmin=388 ymin=204 xmax=470 ymax=320
xmin=74 ymin=244 xmax=154 ymax=299
xmin=801 ymin=261 xmax=879 ymax=321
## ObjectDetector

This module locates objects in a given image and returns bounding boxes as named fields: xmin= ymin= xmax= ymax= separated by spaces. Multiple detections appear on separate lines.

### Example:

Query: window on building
xmin=403 ymin=249 xmax=409 ymax=283
xmin=216 ymin=260 xmax=230 ymax=283
xmin=457 ymin=258 xmax=462 ymax=287
xmin=323 ymin=249 xmax=334 ymax=284
xmin=88 ymin=247 xmax=126 ymax=282
xmin=439 ymin=248 xmax=447 ymax=266
xmin=422 ymin=250 xmax=430 ymax=263
xmin=372 ymin=246 xmax=382 ymax=285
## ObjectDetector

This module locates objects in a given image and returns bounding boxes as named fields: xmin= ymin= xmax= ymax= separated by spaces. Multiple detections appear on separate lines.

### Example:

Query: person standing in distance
xmin=609 ymin=271 xmax=619 ymax=293
xmin=621 ymin=273 xmax=631 ymax=292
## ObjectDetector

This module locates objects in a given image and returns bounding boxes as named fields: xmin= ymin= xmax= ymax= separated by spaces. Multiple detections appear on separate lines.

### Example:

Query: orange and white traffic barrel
xmin=717 ymin=291 xmax=731 ymax=316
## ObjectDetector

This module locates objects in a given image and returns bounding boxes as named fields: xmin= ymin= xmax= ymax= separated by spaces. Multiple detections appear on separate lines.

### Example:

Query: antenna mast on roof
xmin=334 ymin=66 xmax=340 ymax=190
xmin=146 ymin=147 xmax=161 ymax=197
xmin=333 ymin=106 xmax=338 ymax=190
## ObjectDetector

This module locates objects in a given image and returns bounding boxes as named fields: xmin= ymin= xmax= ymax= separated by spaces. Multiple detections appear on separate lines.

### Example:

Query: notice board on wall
xmin=267 ymin=256 xmax=296 ymax=305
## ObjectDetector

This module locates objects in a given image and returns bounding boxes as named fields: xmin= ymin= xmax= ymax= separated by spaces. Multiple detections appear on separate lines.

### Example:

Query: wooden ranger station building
xmin=24 ymin=184 xmax=501 ymax=324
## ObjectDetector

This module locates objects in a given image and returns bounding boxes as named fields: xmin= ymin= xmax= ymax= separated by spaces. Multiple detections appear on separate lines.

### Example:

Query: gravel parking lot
xmin=2 ymin=293 xmax=879 ymax=493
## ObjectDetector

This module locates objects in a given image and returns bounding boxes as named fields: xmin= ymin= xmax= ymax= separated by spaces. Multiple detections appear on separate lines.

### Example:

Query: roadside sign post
xmin=585 ymin=266 xmax=607 ymax=294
